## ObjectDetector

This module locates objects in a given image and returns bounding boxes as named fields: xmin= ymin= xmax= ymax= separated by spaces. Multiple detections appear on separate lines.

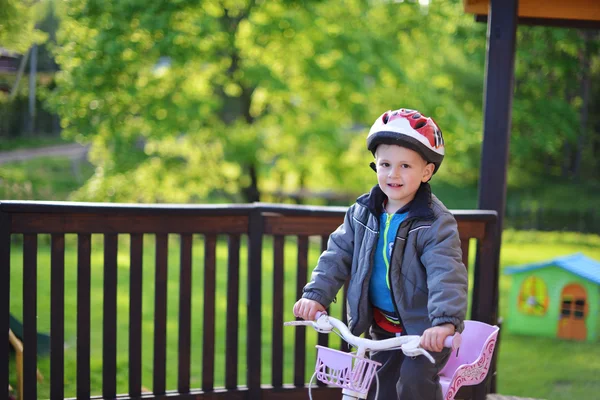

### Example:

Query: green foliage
xmin=0 ymin=156 xmax=94 ymax=200
xmin=48 ymin=0 xmax=488 ymax=203
xmin=45 ymin=0 xmax=600 ymax=203
xmin=0 ymin=0 xmax=48 ymax=53
xmin=512 ymin=27 xmax=600 ymax=180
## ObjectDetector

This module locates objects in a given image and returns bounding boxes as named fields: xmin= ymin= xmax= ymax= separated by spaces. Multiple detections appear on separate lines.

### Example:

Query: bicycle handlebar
xmin=284 ymin=312 xmax=462 ymax=364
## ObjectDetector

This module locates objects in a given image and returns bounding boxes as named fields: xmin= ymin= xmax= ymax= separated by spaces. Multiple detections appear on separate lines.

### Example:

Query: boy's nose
xmin=389 ymin=167 xmax=401 ymax=177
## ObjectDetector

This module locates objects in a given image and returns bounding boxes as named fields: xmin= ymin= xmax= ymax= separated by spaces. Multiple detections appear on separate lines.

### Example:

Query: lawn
xmin=0 ymin=156 xmax=94 ymax=201
xmin=7 ymin=229 xmax=600 ymax=399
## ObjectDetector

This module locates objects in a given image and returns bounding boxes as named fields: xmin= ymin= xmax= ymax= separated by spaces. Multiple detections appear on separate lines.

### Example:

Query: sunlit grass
xmin=496 ymin=230 xmax=600 ymax=400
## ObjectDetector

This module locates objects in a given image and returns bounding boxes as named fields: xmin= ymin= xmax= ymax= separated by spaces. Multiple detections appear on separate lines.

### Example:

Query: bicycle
xmin=285 ymin=312 xmax=461 ymax=400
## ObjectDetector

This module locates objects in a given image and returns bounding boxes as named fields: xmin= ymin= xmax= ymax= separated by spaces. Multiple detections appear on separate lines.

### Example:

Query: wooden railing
xmin=1 ymin=201 xmax=498 ymax=400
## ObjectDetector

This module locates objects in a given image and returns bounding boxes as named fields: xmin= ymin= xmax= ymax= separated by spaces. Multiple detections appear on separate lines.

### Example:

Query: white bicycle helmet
xmin=366 ymin=108 xmax=445 ymax=173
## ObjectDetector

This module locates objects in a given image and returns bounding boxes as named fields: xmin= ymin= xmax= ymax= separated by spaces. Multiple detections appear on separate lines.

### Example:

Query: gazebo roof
xmin=465 ymin=0 xmax=600 ymax=28
xmin=504 ymin=253 xmax=600 ymax=285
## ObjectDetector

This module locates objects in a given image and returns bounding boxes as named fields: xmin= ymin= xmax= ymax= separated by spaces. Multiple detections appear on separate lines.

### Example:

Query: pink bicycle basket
xmin=314 ymin=345 xmax=381 ymax=395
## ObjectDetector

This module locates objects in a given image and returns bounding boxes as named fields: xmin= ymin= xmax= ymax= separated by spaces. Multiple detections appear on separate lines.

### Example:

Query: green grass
xmin=7 ymin=230 xmax=600 ymax=399
xmin=496 ymin=230 xmax=600 ymax=399
xmin=0 ymin=156 xmax=95 ymax=201
xmin=0 ymin=135 xmax=71 ymax=152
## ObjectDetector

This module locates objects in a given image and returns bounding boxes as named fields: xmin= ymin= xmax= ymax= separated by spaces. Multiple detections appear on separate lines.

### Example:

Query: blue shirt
xmin=369 ymin=210 xmax=408 ymax=313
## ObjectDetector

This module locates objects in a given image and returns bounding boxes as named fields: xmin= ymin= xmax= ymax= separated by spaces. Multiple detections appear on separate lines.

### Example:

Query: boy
xmin=293 ymin=108 xmax=468 ymax=399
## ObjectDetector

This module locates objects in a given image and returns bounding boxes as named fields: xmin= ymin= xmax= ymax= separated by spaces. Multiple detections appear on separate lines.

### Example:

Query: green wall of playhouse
xmin=506 ymin=266 xmax=599 ymax=342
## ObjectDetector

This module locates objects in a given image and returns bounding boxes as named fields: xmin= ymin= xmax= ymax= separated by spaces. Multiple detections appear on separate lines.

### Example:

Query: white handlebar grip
xmin=315 ymin=311 xmax=327 ymax=320
xmin=443 ymin=331 xmax=462 ymax=351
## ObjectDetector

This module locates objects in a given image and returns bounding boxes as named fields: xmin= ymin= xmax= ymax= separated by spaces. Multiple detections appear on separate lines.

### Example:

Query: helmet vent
xmin=414 ymin=121 xmax=426 ymax=129
xmin=412 ymin=113 xmax=421 ymax=119
xmin=382 ymin=113 xmax=390 ymax=124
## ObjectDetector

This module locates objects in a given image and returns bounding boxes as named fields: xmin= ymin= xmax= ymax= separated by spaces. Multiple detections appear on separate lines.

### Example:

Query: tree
xmin=0 ymin=0 xmax=47 ymax=53
xmin=511 ymin=26 xmax=600 ymax=182
xmin=48 ymin=0 xmax=487 ymax=203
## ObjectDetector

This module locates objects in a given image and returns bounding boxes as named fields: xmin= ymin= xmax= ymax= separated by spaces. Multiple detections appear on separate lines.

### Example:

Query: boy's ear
xmin=370 ymin=162 xmax=377 ymax=172
xmin=422 ymin=163 xmax=435 ymax=182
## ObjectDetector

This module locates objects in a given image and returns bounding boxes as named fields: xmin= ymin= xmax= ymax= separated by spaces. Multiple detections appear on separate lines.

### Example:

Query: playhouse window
xmin=561 ymin=298 xmax=586 ymax=319
xmin=518 ymin=276 xmax=549 ymax=316
xmin=574 ymin=299 xmax=585 ymax=319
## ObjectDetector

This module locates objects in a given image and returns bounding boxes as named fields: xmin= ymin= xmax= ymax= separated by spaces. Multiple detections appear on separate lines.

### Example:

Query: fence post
xmin=0 ymin=209 xmax=10 ymax=399
xmin=247 ymin=206 xmax=263 ymax=397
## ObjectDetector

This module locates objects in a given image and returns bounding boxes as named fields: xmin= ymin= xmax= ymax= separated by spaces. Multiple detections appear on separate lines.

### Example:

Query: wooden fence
xmin=1 ymin=201 xmax=498 ymax=399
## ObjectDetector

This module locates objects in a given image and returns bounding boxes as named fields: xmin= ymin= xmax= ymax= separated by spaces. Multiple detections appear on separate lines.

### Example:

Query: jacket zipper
xmin=383 ymin=213 xmax=392 ymax=289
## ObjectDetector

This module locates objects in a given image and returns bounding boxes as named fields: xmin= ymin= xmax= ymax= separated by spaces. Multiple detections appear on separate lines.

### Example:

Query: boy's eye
xmin=379 ymin=162 xmax=390 ymax=168
xmin=401 ymin=164 xmax=410 ymax=168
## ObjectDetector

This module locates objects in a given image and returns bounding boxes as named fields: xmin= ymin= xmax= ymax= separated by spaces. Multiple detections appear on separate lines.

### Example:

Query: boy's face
xmin=374 ymin=144 xmax=434 ymax=211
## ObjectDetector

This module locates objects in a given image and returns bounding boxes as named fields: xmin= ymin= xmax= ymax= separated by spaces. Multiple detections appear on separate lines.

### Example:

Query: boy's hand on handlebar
xmin=420 ymin=323 xmax=455 ymax=353
xmin=293 ymin=299 xmax=326 ymax=321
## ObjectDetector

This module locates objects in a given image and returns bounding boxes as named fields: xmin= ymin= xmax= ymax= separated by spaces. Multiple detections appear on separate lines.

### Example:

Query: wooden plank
xmin=457 ymin=220 xmax=486 ymax=240
xmin=266 ymin=214 xmax=488 ymax=238
xmin=50 ymin=234 xmax=65 ymax=400
xmin=293 ymin=236 xmax=309 ymax=387
xmin=23 ymin=234 xmax=38 ymax=400
xmin=271 ymin=235 xmax=285 ymax=388
xmin=10 ymin=213 xmax=248 ymax=234
xmin=128 ymin=234 xmax=143 ymax=397
xmin=80 ymin=386 xmax=537 ymax=400
xmin=153 ymin=234 xmax=168 ymax=395
xmin=316 ymin=236 xmax=328 ymax=387
xmin=464 ymin=0 xmax=600 ymax=22
xmin=461 ymin=238 xmax=470 ymax=271
xmin=0 ymin=212 xmax=10 ymax=400
xmin=264 ymin=215 xmax=343 ymax=236
xmin=178 ymin=234 xmax=193 ymax=393
xmin=247 ymin=211 xmax=263 ymax=397
xmin=103 ymin=234 xmax=118 ymax=398
xmin=225 ymin=234 xmax=240 ymax=390
xmin=475 ymin=0 xmax=515 ymax=327
xmin=202 ymin=234 xmax=217 ymax=392
xmin=77 ymin=233 xmax=92 ymax=399
xmin=83 ymin=385 xmax=341 ymax=399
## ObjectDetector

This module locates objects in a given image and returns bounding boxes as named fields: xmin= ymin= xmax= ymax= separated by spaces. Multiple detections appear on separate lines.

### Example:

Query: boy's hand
xmin=293 ymin=299 xmax=326 ymax=321
xmin=420 ymin=323 xmax=455 ymax=353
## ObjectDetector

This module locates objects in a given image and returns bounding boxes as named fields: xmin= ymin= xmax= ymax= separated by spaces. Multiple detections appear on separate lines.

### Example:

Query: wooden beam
xmin=465 ymin=0 xmax=600 ymax=22
xmin=476 ymin=0 xmax=518 ymax=396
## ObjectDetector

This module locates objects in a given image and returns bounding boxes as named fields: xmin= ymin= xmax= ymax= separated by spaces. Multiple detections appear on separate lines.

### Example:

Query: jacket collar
xmin=356 ymin=182 xmax=434 ymax=221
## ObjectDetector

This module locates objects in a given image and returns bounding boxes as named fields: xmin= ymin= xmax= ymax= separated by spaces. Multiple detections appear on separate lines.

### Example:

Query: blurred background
xmin=1 ymin=1 xmax=600 ymax=399
xmin=1 ymin=0 xmax=599 ymax=232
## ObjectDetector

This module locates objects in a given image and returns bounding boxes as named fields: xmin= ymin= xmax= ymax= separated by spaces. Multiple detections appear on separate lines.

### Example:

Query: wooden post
xmin=247 ymin=208 xmax=263 ymax=397
xmin=475 ymin=0 xmax=518 ymax=397
xmin=0 ymin=210 xmax=10 ymax=400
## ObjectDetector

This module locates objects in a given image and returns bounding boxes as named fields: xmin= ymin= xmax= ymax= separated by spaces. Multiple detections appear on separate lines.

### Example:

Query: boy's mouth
xmin=388 ymin=183 xmax=403 ymax=187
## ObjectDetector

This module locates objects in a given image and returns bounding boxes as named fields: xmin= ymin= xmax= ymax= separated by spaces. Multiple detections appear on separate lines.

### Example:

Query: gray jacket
xmin=302 ymin=182 xmax=468 ymax=336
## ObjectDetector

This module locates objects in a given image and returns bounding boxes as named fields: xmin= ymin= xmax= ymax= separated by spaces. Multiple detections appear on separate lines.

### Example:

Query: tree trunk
xmin=573 ymin=31 xmax=593 ymax=178
xmin=241 ymin=164 xmax=260 ymax=203
xmin=27 ymin=44 xmax=38 ymax=135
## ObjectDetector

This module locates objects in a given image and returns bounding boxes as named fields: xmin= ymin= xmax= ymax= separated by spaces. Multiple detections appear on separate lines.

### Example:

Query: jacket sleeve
xmin=301 ymin=205 xmax=355 ymax=307
xmin=419 ymin=211 xmax=468 ymax=331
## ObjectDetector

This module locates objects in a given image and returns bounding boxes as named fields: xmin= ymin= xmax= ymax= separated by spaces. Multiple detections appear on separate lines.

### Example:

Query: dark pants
xmin=367 ymin=322 xmax=451 ymax=400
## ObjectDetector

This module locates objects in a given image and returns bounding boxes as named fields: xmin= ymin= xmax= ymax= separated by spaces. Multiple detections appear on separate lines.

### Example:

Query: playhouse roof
xmin=504 ymin=253 xmax=600 ymax=285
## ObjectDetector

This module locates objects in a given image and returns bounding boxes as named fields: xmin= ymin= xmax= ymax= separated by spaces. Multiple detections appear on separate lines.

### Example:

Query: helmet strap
xmin=369 ymin=162 xmax=377 ymax=172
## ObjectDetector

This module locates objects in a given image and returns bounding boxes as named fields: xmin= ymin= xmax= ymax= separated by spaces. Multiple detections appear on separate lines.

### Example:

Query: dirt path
xmin=0 ymin=143 xmax=89 ymax=164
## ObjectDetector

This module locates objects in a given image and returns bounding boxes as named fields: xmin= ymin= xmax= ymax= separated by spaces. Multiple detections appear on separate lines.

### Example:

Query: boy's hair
xmin=367 ymin=108 xmax=445 ymax=174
